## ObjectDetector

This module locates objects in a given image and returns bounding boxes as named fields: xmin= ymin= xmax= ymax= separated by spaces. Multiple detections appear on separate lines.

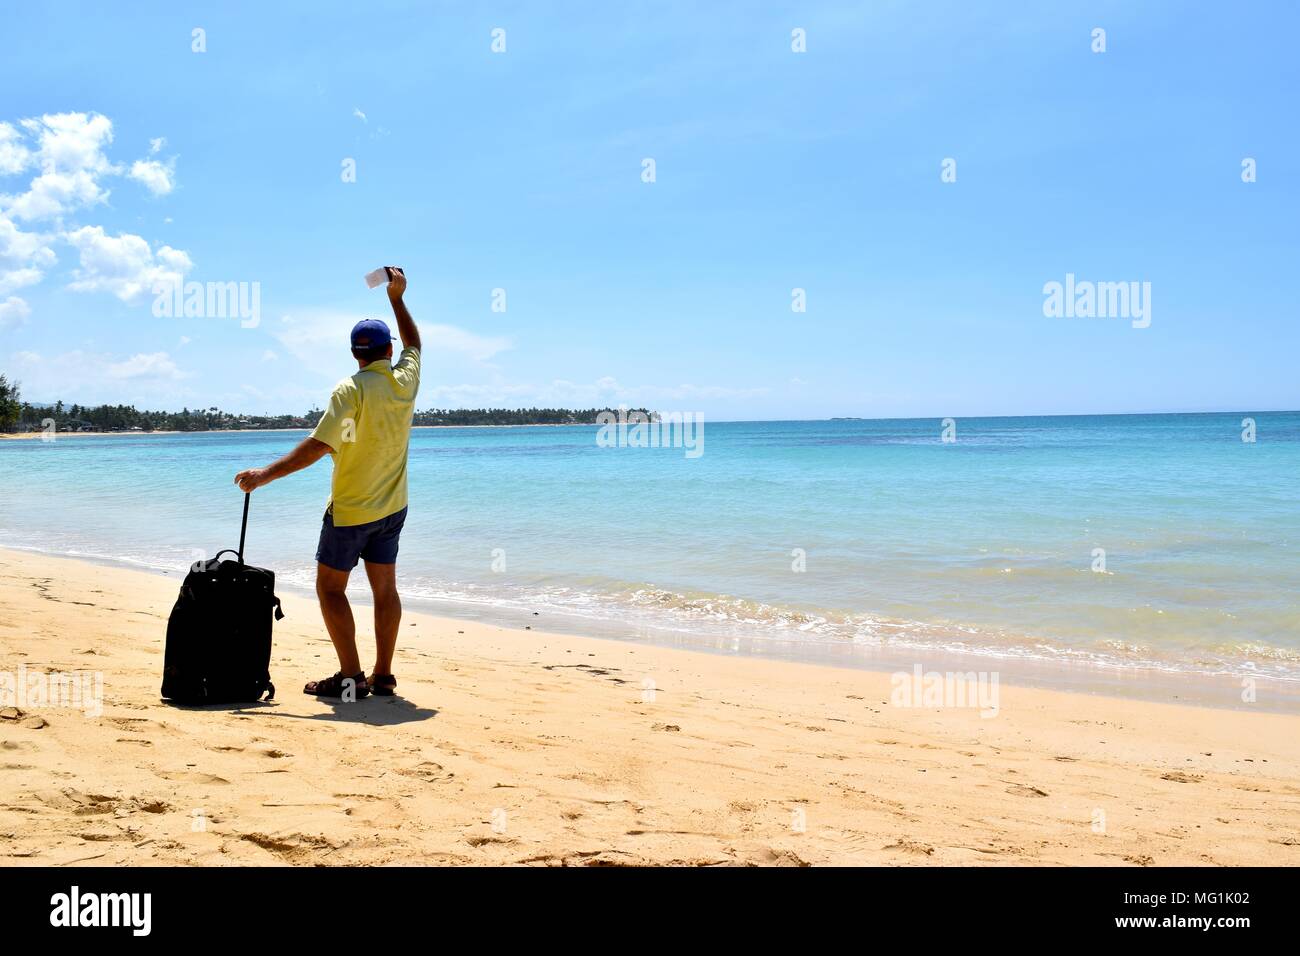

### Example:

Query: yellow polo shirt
xmin=310 ymin=347 xmax=420 ymax=526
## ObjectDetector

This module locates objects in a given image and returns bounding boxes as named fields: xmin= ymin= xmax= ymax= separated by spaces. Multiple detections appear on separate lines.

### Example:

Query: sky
xmin=1 ymin=0 xmax=1296 ymax=420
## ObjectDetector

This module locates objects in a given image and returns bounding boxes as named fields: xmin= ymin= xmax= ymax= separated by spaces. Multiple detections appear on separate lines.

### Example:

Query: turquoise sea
xmin=2 ymin=413 xmax=1297 ymax=699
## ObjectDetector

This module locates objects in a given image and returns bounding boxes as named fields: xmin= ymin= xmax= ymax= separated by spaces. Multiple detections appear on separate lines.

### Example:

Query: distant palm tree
xmin=0 ymin=374 xmax=21 ymax=432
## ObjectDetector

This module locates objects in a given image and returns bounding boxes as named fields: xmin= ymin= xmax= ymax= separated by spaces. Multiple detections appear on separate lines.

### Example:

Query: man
xmin=234 ymin=267 xmax=420 ymax=700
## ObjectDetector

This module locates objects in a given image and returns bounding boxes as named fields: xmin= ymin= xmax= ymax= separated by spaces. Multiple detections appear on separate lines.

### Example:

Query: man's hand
xmin=234 ymin=467 xmax=270 ymax=493
xmin=386 ymin=267 xmax=420 ymax=350
xmin=386 ymin=266 xmax=407 ymax=302
xmin=234 ymin=438 xmax=333 ymax=494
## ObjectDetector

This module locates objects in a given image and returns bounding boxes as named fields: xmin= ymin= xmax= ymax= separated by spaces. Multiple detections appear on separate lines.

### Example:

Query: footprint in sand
xmin=756 ymin=847 xmax=811 ymax=867
xmin=49 ymin=795 xmax=174 ymax=821
xmin=105 ymin=717 xmax=168 ymax=734
xmin=154 ymin=770 xmax=230 ymax=785
xmin=466 ymin=835 xmax=515 ymax=848
xmin=1 ymin=707 xmax=47 ymax=729
xmin=1005 ymin=783 xmax=1049 ymax=797
xmin=238 ymin=832 xmax=340 ymax=863
xmin=884 ymin=839 xmax=935 ymax=856
xmin=392 ymin=761 xmax=454 ymax=783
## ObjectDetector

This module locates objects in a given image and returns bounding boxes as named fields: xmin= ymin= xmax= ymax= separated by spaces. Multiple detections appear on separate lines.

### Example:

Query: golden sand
xmin=1 ymin=548 xmax=1296 ymax=866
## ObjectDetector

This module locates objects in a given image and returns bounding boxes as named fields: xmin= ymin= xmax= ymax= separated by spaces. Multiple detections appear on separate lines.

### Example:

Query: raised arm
xmin=234 ymin=436 xmax=333 ymax=492
xmin=386 ymin=267 xmax=420 ymax=351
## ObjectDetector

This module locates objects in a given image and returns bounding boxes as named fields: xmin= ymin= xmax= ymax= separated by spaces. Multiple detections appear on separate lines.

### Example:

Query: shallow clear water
xmin=2 ymin=413 xmax=1297 ymax=687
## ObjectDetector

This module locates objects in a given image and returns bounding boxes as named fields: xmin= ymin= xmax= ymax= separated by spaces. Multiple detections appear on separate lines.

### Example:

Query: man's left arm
xmin=235 ymin=436 xmax=333 ymax=492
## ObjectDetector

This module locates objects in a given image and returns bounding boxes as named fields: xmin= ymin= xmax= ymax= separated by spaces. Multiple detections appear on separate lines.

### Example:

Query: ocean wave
xmin=8 ymin=538 xmax=1299 ymax=685
xmin=289 ymin=568 xmax=1300 ymax=683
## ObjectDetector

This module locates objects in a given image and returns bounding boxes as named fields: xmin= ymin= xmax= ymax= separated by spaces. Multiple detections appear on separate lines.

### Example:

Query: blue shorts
xmin=316 ymin=506 xmax=407 ymax=571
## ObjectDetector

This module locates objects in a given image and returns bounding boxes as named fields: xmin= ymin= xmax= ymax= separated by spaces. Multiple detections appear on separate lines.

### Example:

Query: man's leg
xmin=364 ymin=560 xmax=401 ymax=676
xmin=316 ymin=562 xmax=362 ymax=676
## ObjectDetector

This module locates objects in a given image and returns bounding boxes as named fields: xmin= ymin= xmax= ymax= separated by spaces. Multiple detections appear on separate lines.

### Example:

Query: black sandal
xmin=304 ymin=671 xmax=370 ymax=699
xmin=370 ymin=674 xmax=397 ymax=696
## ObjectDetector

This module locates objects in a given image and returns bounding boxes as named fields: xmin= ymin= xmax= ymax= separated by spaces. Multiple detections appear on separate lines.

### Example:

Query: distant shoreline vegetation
xmin=0 ymin=378 xmax=655 ymax=433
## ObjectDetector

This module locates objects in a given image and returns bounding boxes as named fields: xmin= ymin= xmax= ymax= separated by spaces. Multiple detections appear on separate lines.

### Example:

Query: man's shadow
xmin=298 ymin=694 xmax=437 ymax=725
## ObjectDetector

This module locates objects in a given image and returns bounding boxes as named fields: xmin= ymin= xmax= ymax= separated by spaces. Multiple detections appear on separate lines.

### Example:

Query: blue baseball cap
xmin=350 ymin=318 xmax=392 ymax=353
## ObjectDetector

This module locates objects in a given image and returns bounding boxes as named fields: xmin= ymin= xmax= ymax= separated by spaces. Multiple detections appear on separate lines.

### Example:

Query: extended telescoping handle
xmin=238 ymin=491 xmax=250 ymax=564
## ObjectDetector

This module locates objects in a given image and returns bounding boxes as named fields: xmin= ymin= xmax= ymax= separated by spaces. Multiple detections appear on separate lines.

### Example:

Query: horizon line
xmin=11 ymin=404 xmax=1298 ymax=428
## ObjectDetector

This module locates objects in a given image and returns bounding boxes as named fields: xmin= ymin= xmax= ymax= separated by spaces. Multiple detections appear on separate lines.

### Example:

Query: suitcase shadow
xmin=163 ymin=700 xmax=278 ymax=713
xmin=163 ymin=697 xmax=438 ymax=725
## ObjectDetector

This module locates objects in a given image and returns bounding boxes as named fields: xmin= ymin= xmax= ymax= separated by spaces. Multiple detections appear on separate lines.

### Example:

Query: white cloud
xmin=0 ymin=122 xmax=31 ymax=175
xmin=0 ymin=267 xmax=42 ymax=295
xmin=0 ymin=295 xmax=31 ymax=330
xmin=261 ymin=349 xmax=278 ymax=361
xmin=273 ymin=311 xmax=512 ymax=378
xmin=424 ymin=323 xmax=512 ymax=361
xmin=128 ymin=158 xmax=175 ymax=196
xmin=2 ymin=113 xmax=117 ymax=222
xmin=353 ymin=108 xmax=367 ymax=123
xmin=8 ymin=348 xmax=189 ymax=404
xmin=0 ymin=216 xmax=55 ymax=263
xmin=64 ymin=225 xmax=192 ymax=302
xmin=4 ymin=169 xmax=109 ymax=221
xmin=20 ymin=112 xmax=115 ymax=176
xmin=415 ymin=376 xmax=768 ymax=408
xmin=0 ymin=212 xmax=56 ymax=294
xmin=107 ymin=351 xmax=183 ymax=380
xmin=415 ymin=381 xmax=543 ymax=406
xmin=546 ymin=376 xmax=768 ymax=404
xmin=0 ymin=112 xmax=187 ymax=305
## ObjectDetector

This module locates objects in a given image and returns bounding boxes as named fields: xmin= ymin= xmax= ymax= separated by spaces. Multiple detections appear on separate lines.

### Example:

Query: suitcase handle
xmin=206 ymin=493 xmax=251 ymax=568
xmin=238 ymin=491 xmax=250 ymax=563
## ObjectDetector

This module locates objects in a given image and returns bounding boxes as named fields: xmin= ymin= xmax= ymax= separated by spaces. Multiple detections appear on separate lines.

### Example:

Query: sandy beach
xmin=1 ymin=546 xmax=1297 ymax=867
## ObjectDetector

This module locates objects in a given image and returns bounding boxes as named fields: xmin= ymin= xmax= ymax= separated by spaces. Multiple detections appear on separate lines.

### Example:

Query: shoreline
xmin=1 ymin=547 xmax=1297 ymax=865
xmin=0 ymin=423 xmax=604 ymax=440
xmin=3 ymin=543 xmax=1296 ymax=715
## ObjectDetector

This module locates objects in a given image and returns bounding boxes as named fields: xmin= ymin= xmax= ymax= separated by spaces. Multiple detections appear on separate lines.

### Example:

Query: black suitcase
xmin=161 ymin=492 xmax=283 ymax=705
